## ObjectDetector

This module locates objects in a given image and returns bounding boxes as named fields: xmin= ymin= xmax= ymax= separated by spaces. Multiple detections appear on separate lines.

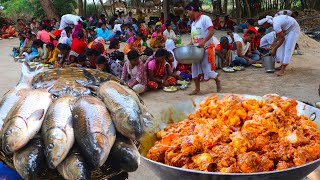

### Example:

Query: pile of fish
xmin=0 ymin=62 xmax=152 ymax=179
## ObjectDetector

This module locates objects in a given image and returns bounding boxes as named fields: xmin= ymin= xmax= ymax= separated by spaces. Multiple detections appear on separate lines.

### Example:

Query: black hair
xmin=293 ymin=11 xmax=299 ymax=17
xmin=129 ymin=12 xmax=132 ymax=15
xmin=46 ymin=42 xmax=54 ymax=49
xmin=165 ymin=23 xmax=171 ymax=29
xmin=17 ymin=19 xmax=22 ymax=22
xmin=64 ymin=26 xmax=72 ymax=34
xmin=100 ymin=14 xmax=106 ymax=18
xmin=41 ymin=24 xmax=47 ymax=30
xmin=127 ymin=50 xmax=140 ymax=60
xmin=220 ymin=36 xmax=229 ymax=43
xmin=137 ymin=32 xmax=144 ymax=37
xmin=30 ymin=33 xmax=36 ymax=38
xmin=31 ymin=17 xmax=36 ymax=21
xmin=109 ymin=39 xmax=120 ymax=49
xmin=166 ymin=51 xmax=173 ymax=58
xmin=52 ymin=18 xmax=57 ymax=22
xmin=155 ymin=48 xmax=168 ymax=57
xmin=77 ymin=31 xmax=84 ymax=39
xmin=77 ymin=54 xmax=87 ymax=62
xmin=258 ymin=27 xmax=266 ymax=33
xmin=144 ymin=48 xmax=154 ymax=56
xmin=247 ymin=18 xmax=255 ymax=26
xmin=96 ymin=55 xmax=107 ymax=64
xmin=47 ymin=26 xmax=54 ymax=31
xmin=57 ymin=43 xmax=71 ymax=51
xmin=116 ymin=31 xmax=121 ymax=35
xmin=85 ymin=48 xmax=100 ymax=56
xmin=18 ymin=32 xmax=24 ymax=36
xmin=32 ymin=39 xmax=44 ymax=47
xmin=216 ymin=14 xmax=220 ymax=17
xmin=246 ymin=30 xmax=256 ymax=35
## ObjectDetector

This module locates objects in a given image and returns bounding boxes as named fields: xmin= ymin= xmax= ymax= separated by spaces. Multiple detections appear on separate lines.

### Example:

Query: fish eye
xmin=5 ymin=129 xmax=12 ymax=136
xmin=48 ymin=143 xmax=54 ymax=150
xmin=74 ymin=115 xmax=78 ymax=118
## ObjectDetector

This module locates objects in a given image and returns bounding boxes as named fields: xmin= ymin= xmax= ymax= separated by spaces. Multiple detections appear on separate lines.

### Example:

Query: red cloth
xmin=224 ymin=19 xmax=236 ymax=29
xmin=244 ymin=26 xmax=258 ymax=37
xmin=147 ymin=76 xmax=176 ymax=89
xmin=71 ymin=38 xmax=87 ymax=54
xmin=212 ymin=19 xmax=222 ymax=29
xmin=244 ymin=27 xmax=260 ymax=49
xmin=90 ymin=42 xmax=105 ymax=54
xmin=215 ymin=44 xmax=233 ymax=51
xmin=53 ymin=29 xmax=63 ymax=37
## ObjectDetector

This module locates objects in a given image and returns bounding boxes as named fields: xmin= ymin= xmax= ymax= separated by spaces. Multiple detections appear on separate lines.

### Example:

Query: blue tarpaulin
xmin=0 ymin=161 xmax=22 ymax=180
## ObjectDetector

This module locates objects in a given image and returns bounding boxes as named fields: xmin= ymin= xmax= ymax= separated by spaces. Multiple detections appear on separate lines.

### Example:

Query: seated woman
xmin=137 ymin=22 xmax=148 ymax=38
xmin=13 ymin=32 xmax=26 ymax=57
xmin=70 ymin=31 xmax=87 ymax=63
xmin=121 ymin=50 xmax=147 ymax=94
xmin=105 ymin=39 xmax=124 ymax=78
xmin=88 ymin=37 xmax=105 ymax=55
xmin=145 ymin=48 xmax=177 ymax=90
xmin=124 ymin=33 xmax=146 ymax=55
xmin=222 ymin=15 xmax=237 ymax=31
xmin=150 ymin=26 xmax=166 ymax=48
xmin=18 ymin=32 xmax=35 ymax=57
xmin=215 ymin=36 xmax=234 ymax=69
xmin=125 ymin=25 xmax=135 ymax=40
xmin=55 ymin=43 xmax=71 ymax=68
xmin=43 ymin=42 xmax=56 ymax=63
xmin=1 ymin=23 xmax=15 ymax=39
xmin=85 ymin=48 xmax=101 ymax=69
xmin=163 ymin=24 xmax=177 ymax=42
xmin=213 ymin=15 xmax=222 ymax=30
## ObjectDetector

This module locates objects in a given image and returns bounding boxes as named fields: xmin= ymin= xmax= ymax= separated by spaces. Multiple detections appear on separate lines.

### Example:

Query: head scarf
xmin=258 ymin=16 xmax=273 ymax=25
xmin=94 ymin=37 xmax=106 ymax=45
xmin=59 ymin=30 xmax=69 ymax=44
xmin=165 ymin=39 xmax=177 ymax=68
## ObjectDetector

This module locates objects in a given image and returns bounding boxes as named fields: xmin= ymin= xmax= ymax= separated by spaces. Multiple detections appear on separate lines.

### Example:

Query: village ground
xmin=0 ymin=31 xmax=320 ymax=179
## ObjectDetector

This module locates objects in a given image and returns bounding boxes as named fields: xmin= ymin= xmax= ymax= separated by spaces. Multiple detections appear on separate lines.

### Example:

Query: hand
xmin=163 ymin=80 xmax=170 ymax=87
xmin=271 ymin=49 xmax=276 ymax=56
xmin=248 ymin=59 xmax=255 ymax=64
xmin=198 ymin=41 xmax=205 ymax=48
xmin=247 ymin=52 xmax=253 ymax=57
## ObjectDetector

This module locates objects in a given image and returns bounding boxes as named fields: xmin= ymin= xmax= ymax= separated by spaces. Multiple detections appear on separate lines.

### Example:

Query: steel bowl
xmin=139 ymin=94 xmax=320 ymax=180
xmin=173 ymin=45 xmax=205 ymax=64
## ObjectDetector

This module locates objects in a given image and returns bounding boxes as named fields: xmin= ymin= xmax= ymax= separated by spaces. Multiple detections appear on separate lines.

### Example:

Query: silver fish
xmin=72 ymin=96 xmax=116 ymax=168
xmin=0 ymin=62 xmax=43 ymax=134
xmin=42 ymin=96 xmax=76 ymax=169
xmin=1 ymin=88 xmax=53 ymax=154
xmin=57 ymin=148 xmax=91 ymax=180
xmin=13 ymin=137 xmax=46 ymax=180
xmin=97 ymin=81 xmax=144 ymax=140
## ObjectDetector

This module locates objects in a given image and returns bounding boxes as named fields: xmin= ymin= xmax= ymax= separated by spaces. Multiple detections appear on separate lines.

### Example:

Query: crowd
xmin=4 ymin=3 xmax=301 ymax=95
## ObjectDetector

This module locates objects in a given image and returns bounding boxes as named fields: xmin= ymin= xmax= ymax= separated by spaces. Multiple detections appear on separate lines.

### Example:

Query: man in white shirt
xmin=258 ymin=15 xmax=300 ymax=76
xmin=259 ymin=31 xmax=276 ymax=54
xmin=163 ymin=24 xmax=177 ymax=41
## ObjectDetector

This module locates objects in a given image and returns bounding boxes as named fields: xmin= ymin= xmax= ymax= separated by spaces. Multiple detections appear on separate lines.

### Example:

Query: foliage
xmin=0 ymin=0 xmax=77 ymax=20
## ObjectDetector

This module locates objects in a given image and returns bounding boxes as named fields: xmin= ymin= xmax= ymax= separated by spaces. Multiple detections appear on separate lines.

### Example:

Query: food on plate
xmin=42 ymin=96 xmax=76 ymax=169
xmin=252 ymin=64 xmax=263 ymax=68
xmin=13 ymin=137 xmax=46 ymax=179
xmin=222 ymin=67 xmax=235 ymax=72
xmin=147 ymin=94 xmax=320 ymax=173
xmin=1 ymin=88 xmax=53 ymax=154
xmin=72 ymin=96 xmax=116 ymax=168
xmin=164 ymin=86 xmax=178 ymax=92
xmin=177 ymin=80 xmax=189 ymax=85
xmin=233 ymin=66 xmax=244 ymax=71
xmin=57 ymin=148 xmax=91 ymax=180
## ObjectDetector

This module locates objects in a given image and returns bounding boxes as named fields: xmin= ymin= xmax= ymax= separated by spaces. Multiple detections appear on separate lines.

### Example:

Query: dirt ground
xmin=0 ymin=31 xmax=320 ymax=179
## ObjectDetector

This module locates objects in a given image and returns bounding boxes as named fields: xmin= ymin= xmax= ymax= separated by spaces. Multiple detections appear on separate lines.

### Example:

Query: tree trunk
xmin=92 ymin=0 xmax=98 ymax=14
xmin=224 ymin=0 xmax=228 ymax=14
xmin=78 ymin=0 xmax=85 ymax=16
xmin=212 ymin=0 xmax=215 ymax=14
xmin=99 ymin=0 xmax=109 ymax=18
xmin=38 ymin=0 xmax=60 ymax=20
xmin=243 ymin=0 xmax=251 ymax=18
xmin=163 ymin=0 xmax=169 ymax=22
xmin=235 ymin=0 xmax=241 ymax=19
xmin=84 ymin=0 xmax=87 ymax=16
xmin=217 ymin=0 xmax=223 ymax=14
xmin=285 ymin=0 xmax=291 ymax=9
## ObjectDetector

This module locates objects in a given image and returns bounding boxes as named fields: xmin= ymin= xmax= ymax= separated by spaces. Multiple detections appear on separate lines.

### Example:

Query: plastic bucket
xmin=263 ymin=56 xmax=275 ymax=73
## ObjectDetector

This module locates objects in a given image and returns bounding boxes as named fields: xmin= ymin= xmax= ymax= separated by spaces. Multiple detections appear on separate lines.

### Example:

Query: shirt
xmin=215 ymin=44 xmax=233 ymax=51
xmin=163 ymin=29 xmax=176 ymax=40
xmin=126 ymin=15 xmax=133 ymax=24
xmin=71 ymin=38 xmax=87 ymax=54
xmin=113 ymin=24 xmax=122 ymax=33
xmin=191 ymin=14 xmax=214 ymax=46
xmin=96 ymin=28 xmax=110 ymax=40
xmin=272 ymin=15 xmax=300 ymax=34
xmin=37 ymin=30 xmax=51 ymax=43
xmin=260 ymin=31 xmax=276 ymax=48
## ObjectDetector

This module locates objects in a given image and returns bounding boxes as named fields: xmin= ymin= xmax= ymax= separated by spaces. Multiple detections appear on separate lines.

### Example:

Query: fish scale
xmin=72 ymin=96 xmax=116 ymax=168
xmin=42 ymin=96 xmax=76 ymax=169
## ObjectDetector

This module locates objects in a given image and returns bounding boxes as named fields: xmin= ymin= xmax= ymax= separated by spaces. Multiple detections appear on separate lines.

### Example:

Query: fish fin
xmin=100 ymin=75 xmax=112 ymax=83
xmin=28 ymin=109 xmax=45 ymax=121
xmin=83 ymin=69 xmax=99 ymax=86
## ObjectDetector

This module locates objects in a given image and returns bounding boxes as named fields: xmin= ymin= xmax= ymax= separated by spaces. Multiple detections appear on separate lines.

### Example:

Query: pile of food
xmin=147 ymin=94 xmax=320 ymax=173
xmin=0 ymin=62 xmax=151 ymax=179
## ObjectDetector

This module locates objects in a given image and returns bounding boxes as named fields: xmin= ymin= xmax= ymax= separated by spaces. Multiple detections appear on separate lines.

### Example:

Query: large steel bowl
xmin=173 ymin=45 xmax=205 ymax=64
xmin=139 ymin=94 xmax=320 ymax=180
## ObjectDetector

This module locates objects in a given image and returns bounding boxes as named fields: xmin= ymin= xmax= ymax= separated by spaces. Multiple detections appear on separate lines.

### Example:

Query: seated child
xmin=13 ymin=32 xmax=26 ymax=57
xmin=215 ymin=36 xmax=234 ymax=68
xmin=145 ymin=48 xmax=177 ymax=90
xmin=22 ymin=39 xmax=44 ymax=62
xmin=96 ymin=55 xmax=110 ymax=72
xmin=165 ymin=51 xmax=182 ymax=80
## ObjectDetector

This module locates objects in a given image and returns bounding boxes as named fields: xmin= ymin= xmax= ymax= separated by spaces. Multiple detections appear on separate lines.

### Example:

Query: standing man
xmin=185 ymin=2 xmax=221 ymax=95
xmin=258 ymin=15 xmax=300 ymax=76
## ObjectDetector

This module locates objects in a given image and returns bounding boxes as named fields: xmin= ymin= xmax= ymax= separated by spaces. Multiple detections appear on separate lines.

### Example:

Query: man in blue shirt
xmin=96 ymin=22 xmax=110 ymax=42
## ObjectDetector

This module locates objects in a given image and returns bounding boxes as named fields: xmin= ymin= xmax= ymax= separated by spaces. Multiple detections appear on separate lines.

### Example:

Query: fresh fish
xmin=42 ymin=96 xmax=76 ymax=169
xmin=0 ymin=62 xmax=43 ymax=135
xmin=72 ymin=96 xmax=116 ymax=168
xmin=108 ymin=134 xmax=140 ymax=172
xmin=13 ymin=137 xmax=46 ymax=180
xmin=1 ymin=88 xmax=53 ymax=154
xmin=57 ymin=148 xmax=91 ymax=180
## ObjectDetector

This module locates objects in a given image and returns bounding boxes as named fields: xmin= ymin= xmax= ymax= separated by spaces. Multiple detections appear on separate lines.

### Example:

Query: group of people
xmin=9 ymin=2 xmax=301 ymax=95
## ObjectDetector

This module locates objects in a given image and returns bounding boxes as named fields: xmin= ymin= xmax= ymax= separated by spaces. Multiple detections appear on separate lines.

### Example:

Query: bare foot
xmin=189 ymin=90 xmax=201 ymax=95
xmin=276 ymin=71 xmax=284 ymax=76
xmin=275 ymin=66 xmax=282 ymax=71
xmin=216 ymin=79 xmax=221 ymax=92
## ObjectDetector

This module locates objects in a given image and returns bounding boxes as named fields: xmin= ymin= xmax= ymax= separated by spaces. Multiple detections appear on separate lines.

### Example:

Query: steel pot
xmin=173 ymin=45 xmax=205 ymax=64
xmin=263 ymin=56 xmax=276 ymax=73
xmin=139 ymin=94 xmax=320 ymax=180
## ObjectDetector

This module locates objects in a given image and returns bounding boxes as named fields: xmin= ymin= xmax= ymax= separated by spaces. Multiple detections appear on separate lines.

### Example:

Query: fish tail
xmin=83 ymin=69 xmax=99 ymax=86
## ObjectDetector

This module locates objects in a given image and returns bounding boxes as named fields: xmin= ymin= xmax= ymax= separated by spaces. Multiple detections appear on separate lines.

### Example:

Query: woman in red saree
xmin=146 ymin=49 xmax=176 ymax=90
